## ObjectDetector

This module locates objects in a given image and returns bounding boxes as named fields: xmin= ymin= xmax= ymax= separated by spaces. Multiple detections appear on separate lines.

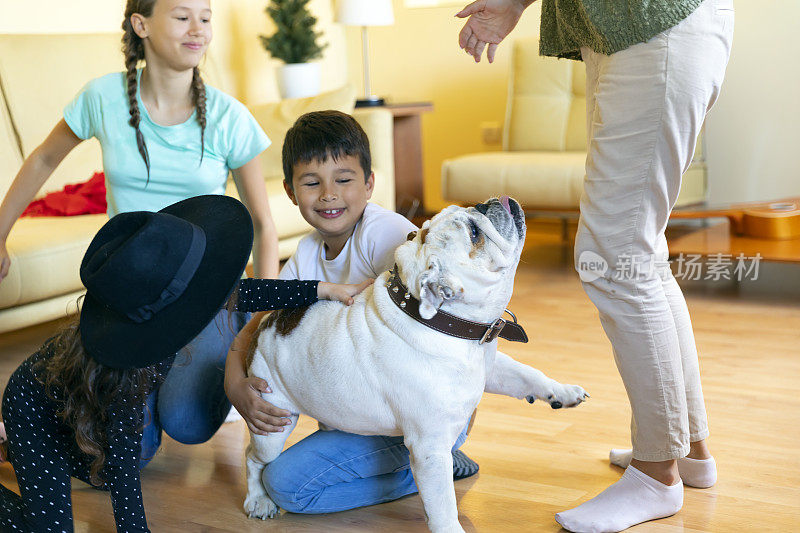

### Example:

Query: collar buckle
xmin=480 ymin=318 xmax=507 ymax=344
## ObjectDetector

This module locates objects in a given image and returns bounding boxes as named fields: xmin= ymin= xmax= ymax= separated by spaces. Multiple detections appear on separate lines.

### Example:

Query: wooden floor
xmin=1 ymin=221 xmax=799 ymax=532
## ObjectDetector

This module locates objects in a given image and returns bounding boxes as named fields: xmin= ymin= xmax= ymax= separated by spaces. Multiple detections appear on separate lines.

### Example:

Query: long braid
xmin=122 ymin=0 xmax=206 ymax=182
xmin=191 ymin=66 xmax=206 ymax=166
xmin=121 ymin=15 xmax=151 ymax=184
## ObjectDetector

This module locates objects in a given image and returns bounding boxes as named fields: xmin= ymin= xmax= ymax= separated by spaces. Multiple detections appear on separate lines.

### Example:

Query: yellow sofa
xmin=441 ymin=37 xmax=706 ymax=213
xmin=0 ymin=33 xmax=395 ymax=334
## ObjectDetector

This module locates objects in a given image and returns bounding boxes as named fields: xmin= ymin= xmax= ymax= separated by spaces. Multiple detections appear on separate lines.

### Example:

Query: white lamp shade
xmin=336 ymin=0 xmax=395 ymax=26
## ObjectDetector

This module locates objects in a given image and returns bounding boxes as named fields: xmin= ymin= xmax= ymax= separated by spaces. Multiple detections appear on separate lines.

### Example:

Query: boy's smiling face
xmin=285 ymin=153 xmax=375 ymax=258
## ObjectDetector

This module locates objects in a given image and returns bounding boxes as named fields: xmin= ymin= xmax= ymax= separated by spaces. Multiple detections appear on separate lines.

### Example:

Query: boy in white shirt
xmin=226 ymin=111 xmax=478 ymax=514
xmin=279 ymin=199 xmax=414 ymax=284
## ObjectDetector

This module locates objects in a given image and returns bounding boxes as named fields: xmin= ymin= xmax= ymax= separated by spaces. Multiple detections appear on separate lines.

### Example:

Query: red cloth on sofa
xmin=21 ymin=172 xmax=107 ymax=217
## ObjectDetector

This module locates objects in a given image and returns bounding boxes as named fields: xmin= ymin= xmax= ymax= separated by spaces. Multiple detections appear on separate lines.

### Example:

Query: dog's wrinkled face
xmin=395 ymin=196 xmax=526 ymax=320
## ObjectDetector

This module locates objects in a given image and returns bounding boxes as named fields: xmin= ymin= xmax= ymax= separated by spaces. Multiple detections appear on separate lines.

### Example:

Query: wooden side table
xmin=382 ymin=102 xmax=433 ymax=217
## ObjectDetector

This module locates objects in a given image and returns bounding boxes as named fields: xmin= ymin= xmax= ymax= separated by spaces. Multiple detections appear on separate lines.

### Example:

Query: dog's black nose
xmin=474 ymin=203 xmax=489 ymax=215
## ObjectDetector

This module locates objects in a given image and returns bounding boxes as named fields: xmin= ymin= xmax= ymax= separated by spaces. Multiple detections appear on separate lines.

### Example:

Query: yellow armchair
xmin=442 ymin=38 xmax=706 ymax=217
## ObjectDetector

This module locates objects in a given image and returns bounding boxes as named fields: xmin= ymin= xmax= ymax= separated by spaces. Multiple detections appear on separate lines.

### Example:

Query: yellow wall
xmin=705 ymin=0 xmax=800 ymax=204
xmin=341 ymin=1 xmax=543 ymax=212
xmin=212 ymin=0 xmax=348 ymax=105
xmin=0 ymin=1 xmax=127 ymax=33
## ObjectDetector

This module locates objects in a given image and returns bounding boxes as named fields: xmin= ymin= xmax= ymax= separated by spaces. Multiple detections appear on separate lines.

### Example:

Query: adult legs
xmin=558 ymin=1 xmax=733 ymax=530
xmin=575 ymin=0 xmax=732 ymax=468
xmin=658 ymin=231 xmax=710 ymax=449
xmin=609 ymin=233 xmax=714 ymax=466
xmin=607 ymin=235 xmax=716 ymax=488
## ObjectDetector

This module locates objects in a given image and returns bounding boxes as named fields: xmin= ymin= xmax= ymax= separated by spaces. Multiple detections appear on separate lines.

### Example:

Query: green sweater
xmin=539 ymin=0 xmax=703 ymax=60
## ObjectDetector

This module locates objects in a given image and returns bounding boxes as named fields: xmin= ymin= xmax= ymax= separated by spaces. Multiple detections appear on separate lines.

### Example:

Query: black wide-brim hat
xmin=79 ymin=195 xmax=254 ymax=369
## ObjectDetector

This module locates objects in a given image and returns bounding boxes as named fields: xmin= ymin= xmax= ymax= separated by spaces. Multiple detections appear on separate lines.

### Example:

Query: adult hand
xmin=318 ymin=278 xmax=374 ymax=306
xmin=456 ymin=0 xmax=532 ymax=63
xmin=0 ymin=242 xmax=10 ymax=284
xmin=226 ymin=376 xmax=292 ymax=436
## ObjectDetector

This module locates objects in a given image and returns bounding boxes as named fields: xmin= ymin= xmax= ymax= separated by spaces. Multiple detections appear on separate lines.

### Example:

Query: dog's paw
xmin=244 ymin=493 xmax=279 ymax=520
xmin=528 ymin=382 xmax=589 ymax=409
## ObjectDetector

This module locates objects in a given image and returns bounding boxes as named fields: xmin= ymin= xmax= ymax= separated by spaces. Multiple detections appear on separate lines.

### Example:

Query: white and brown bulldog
xmin=243 ymin=197 xmax=588 ymax=533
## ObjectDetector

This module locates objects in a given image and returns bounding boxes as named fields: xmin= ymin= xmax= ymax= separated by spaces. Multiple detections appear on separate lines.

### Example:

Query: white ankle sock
xmin=677 ymin=456 xmax=717 ymax=488
xmin=555 ymin=465 xmax=683 ymax=533
xmin=609 ymin=449 xmax=717 ymax=488
xmin=609 ymin=449 xmax=633 ymax=469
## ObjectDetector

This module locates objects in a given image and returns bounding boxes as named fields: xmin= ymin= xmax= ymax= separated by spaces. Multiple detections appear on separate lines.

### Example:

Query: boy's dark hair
xmin=282 ymin=110 xmax=372 ymax=190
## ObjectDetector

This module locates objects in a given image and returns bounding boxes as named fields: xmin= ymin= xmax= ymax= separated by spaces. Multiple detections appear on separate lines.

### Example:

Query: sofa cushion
xmin=248 ymin=84 xmax=356 ymax=182
xmin=0 ymin=178 xmax=316 ymax=313
xmin=0 ymin=34 xmax=128 ymax=197
xmin=506 ymin=39 xmax=587 ymax=153
xmin=0 ymin=290 xmax=86 ymax=335
xmin=225 ymin=180 xmax=312 ymax=239
xmin=351 ymin=108 xmax=395 ymax=211
xmin=442 ymin=151 xmax=587 ymax=209
xmin=0 ymin=214 xmax=107 ymax=310
xmin=442 ymin=151 xmax=707 ymax=210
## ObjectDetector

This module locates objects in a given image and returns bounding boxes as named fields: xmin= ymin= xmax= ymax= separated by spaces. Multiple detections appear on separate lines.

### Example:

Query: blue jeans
xmin=140 ymin=309 xmax=250 ymax=466
xmin=262 ymin=423 xmax=470 ymax=514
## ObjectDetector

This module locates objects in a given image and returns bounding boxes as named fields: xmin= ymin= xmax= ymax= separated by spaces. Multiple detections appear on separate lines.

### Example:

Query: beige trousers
xmin=575 ymin=0 xmax=734 ymax=461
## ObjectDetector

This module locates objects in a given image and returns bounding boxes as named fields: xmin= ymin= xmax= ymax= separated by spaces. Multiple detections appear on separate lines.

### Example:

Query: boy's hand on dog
xmin=228 ymin=376 xmax=292 ymax=435
xmin=318 ymin=278 xmax=374 ymax=306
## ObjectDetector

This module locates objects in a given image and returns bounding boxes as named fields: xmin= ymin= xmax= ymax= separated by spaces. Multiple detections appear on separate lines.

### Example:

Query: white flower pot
xmin=277 ymin=62 xmax=321 ymax=99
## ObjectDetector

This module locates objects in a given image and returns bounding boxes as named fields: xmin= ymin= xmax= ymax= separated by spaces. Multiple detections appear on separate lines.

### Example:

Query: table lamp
xmin=336 ymin=0 xmax=394 ymax=107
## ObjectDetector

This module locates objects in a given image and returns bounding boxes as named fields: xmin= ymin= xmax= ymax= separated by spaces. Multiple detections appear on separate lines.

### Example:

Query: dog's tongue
xmin=500 ymin=195 xmax=511 ymax=213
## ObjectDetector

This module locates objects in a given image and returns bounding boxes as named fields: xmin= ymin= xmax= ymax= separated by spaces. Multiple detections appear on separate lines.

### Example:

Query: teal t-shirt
xmin=64 ymin=70 xmax=270 ymax=217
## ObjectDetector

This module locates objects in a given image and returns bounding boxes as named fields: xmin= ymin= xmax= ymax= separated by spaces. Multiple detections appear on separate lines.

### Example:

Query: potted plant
xmin=260 ymin=0 xmax=327 ymax=99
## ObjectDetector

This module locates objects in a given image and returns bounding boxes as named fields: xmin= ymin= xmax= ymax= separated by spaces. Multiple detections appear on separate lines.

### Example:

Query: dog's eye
xmin=468 ymin=220 xmax=480 ymax=244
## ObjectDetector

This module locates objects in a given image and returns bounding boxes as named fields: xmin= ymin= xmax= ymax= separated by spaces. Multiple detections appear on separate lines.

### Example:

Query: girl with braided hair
xmin=0 ymin=0 xmax=284 ymax=467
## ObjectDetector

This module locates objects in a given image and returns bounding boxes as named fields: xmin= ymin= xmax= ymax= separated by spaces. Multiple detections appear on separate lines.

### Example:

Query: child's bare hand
xmin=225 ymin=376 xmax=292 ymax=435
xmin=317 ymin=278 xmax=374 ymax=305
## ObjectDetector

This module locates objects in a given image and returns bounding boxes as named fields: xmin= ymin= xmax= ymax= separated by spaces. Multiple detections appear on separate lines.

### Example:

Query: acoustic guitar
xmin=670 ymin=197 xmax=800 ymax=240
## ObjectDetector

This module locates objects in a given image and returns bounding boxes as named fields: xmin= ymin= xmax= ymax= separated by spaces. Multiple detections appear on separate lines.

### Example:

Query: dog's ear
xmin=418 ymin=257 xmax=461 ymax=319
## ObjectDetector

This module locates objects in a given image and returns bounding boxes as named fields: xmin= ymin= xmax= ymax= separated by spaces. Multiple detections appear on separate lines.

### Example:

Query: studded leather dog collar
xmin=386 ymin=266 xmax=528 ymax=344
